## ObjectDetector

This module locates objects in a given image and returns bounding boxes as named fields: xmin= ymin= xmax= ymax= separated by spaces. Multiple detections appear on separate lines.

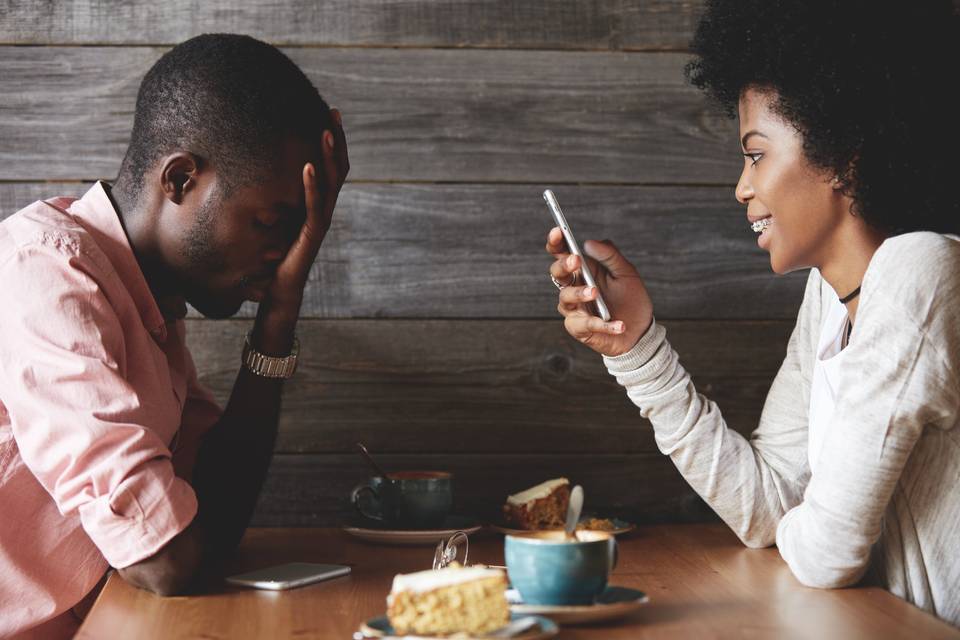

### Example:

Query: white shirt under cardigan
xmin=603 ymin=232 xmax=960 ymax=626
xmin=808 ymin=286 xmax=849 ymax=472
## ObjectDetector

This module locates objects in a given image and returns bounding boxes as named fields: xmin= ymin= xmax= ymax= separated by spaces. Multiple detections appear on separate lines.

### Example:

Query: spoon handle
xmin=356 ymin=442 xmax=389 ymax=478
xmin=565 ymin=485 xmax=584 ymax=539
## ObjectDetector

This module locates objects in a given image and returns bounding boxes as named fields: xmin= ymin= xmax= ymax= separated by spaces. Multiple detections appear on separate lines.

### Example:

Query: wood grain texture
xmin=251 ymin=452 xmax=714 ymax=526
xmin=0 ymin=46 xmax=741 ymax=183
xmin=185 ymin=318 xmax=792 ymax=455
xmin=76 ymin=526 xmax=960 ymax=640
xmin=289 ymin=183 xmax=804 ymax=320
xmin=0 ymin=182 xmax=88 ymax=217
xmin=1 ymin=183 xmax=807 ymax=319
xmin=0 ymin=0 xmax=704 ymax=50
xmin=0 ymin=0 xmax=807 ymax=539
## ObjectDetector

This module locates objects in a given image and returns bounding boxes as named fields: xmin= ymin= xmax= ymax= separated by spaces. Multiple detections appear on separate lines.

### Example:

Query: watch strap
xmin=242 ymin=332 xmax=299 ymax=378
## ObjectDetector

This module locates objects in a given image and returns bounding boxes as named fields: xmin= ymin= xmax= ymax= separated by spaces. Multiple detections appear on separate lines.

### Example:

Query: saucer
xmin=342 ymin=515 xmax=482 ymax=546
xmin=490 ymin=516 xmax=635 ymax=537
xmin=358 ymin=613 xmax=558 ymax=639
xmin=507 ymin=586 xmax=648 ymax=624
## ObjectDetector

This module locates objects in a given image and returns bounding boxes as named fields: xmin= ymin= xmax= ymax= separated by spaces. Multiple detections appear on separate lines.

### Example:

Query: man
xmin=0 ymin=34 xmax=349 ymax=638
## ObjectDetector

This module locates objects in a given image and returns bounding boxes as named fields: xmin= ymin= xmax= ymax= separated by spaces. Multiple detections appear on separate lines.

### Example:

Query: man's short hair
xmin=117 ymin=33 xmax=332 ymax=199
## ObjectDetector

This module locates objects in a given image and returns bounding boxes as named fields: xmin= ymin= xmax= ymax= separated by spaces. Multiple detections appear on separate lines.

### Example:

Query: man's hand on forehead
xmin=261 ymin=107 xmax=349 ymax=312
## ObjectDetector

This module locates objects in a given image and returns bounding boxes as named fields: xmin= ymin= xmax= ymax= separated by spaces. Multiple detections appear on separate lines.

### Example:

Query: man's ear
xmin=158 ymin=152 xmax=203 ymax=204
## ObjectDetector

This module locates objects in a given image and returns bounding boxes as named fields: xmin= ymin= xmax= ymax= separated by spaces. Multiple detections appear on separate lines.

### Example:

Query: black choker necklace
xmin=839 ymin=285 xmax=861 ymax=304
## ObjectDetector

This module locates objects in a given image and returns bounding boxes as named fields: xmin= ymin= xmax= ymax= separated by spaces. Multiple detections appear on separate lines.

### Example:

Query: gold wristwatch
xmin=242 ymin=331 xmax=299 ymax=379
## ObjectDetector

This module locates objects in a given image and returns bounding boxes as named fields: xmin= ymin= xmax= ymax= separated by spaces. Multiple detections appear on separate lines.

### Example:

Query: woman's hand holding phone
xmin=546 ymin=228 xmax=654 ymax=357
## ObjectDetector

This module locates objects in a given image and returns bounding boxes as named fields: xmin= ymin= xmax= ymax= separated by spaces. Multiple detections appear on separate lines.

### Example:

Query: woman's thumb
xmin=584 ymin=239 xmax=636 ymax=278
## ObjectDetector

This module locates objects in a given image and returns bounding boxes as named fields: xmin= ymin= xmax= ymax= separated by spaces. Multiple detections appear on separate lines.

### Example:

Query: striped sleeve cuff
xmin=603 ymin=317 xmax=667 ymax=374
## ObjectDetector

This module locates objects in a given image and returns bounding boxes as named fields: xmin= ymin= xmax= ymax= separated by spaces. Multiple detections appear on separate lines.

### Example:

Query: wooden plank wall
xmin=0 ymin=1 xmax=806 ymax=526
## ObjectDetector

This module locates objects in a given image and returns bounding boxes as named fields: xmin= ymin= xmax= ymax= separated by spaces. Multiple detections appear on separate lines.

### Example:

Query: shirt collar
xmin=67 ymin=181 xmax=180 ymax=342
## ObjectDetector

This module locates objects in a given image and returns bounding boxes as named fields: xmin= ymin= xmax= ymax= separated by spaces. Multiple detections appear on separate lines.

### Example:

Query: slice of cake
xmin=387 ymin=566 xmax=509 ymax=636
xmin=503 ymin=477 xmax=570 ymax=530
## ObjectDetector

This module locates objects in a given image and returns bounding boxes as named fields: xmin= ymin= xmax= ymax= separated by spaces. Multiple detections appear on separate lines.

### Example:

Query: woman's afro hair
xmin=686 ymin=0 xmax=959 ymax=235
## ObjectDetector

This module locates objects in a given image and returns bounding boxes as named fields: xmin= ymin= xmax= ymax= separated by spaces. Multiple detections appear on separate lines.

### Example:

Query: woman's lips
xmin=747 ymin=215 xmax=773 ymax=250
xmin=750 ymin=216 xmax=772 ymax=233
xmin=755 ymin=217 xmax=773 ymax=250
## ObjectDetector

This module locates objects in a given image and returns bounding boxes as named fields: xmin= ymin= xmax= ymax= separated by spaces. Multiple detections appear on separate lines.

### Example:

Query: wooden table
xmin=75 ymin=523 xmax=959 ymax=639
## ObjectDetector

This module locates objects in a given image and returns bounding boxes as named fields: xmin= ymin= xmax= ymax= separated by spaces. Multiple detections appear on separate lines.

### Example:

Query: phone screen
xmin=225 ymin=562 xmax=351 ymax=590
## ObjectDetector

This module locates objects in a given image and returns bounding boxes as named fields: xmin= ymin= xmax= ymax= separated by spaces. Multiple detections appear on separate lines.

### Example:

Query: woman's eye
xmin=743 ymin=152 xmax=763 ymax=166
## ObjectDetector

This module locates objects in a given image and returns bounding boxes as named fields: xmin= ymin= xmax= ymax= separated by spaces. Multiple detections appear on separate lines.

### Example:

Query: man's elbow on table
xmin=117 ymin=525 xmax=204 ymax=597
xmin=119 ymin=563 xmax=191 ymax=597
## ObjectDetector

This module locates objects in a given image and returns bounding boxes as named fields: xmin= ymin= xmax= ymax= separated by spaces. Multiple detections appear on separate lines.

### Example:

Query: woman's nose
xmin=735 ymin=167 xmax=754 ymax=204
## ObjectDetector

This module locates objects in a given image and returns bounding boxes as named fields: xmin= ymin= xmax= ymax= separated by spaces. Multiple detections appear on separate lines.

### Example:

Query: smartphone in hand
xmin=543 ymin=189 xmax=612 ymax=321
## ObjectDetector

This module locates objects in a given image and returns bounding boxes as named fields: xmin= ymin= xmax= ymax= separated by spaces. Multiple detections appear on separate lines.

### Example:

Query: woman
xmin=546 ymin=0 xmax=960 ymax=625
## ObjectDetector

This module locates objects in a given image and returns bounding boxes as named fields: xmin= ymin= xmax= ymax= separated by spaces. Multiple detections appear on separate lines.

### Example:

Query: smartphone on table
xmin=542 ymin=189 xmax=612 ymax=321
xmin=225 ymin=562 xmax=351 ymax=591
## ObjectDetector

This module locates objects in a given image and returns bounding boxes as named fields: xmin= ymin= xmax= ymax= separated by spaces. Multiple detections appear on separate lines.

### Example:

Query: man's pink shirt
xmin=0 ymin=183 xmax=222 ymax=638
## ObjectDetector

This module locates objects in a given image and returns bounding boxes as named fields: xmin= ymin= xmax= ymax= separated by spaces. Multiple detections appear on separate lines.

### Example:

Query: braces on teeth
xmin=751 ymin=218 xmax=772 ymax=233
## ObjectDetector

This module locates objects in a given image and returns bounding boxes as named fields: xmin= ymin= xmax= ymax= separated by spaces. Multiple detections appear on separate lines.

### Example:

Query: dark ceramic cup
xmin=505 ymin=530 xmax=618 ymax=605
xmin=350 ymin=471 xmax=453 ymax=528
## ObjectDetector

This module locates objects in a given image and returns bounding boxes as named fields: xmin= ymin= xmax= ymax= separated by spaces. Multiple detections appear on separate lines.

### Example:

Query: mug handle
xmin=351 ymin=484 xmax=384 ymax=521
xmin=610 ymin=538 xmax=619 ymax=572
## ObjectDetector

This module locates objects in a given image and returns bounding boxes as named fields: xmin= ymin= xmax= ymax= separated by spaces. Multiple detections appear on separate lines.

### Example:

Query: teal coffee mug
xmin=505 ymin=530 xmax=618 ymax=605
xmin=350 ymin=471 xmax=453 ymax=528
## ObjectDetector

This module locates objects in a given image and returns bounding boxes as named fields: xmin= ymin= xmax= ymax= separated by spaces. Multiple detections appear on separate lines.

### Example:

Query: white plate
xmin=507 ymin=586 xmax=648 ymax=625
xmin=358 ymin=613 xmax=558 ymax=639
xmin=342 ymin=516 xmax=482 ymax=546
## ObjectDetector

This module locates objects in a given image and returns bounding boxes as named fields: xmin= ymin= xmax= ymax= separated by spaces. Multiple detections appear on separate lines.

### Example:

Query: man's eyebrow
xmin=741 ymin=130 xmax=768 ymax=149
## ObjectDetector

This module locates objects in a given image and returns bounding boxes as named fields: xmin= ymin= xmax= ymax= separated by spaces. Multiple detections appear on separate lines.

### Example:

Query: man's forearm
xmin=192 ymin=302 xmax=300 ymax=557
xmin=117 ymin=360 xmax=285 ymax=594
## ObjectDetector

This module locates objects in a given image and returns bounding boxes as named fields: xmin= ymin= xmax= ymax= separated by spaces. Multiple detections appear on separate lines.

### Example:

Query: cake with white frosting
xmin=386 ymin=565 xmax=509 ymax=636
xmin=503 ymin=477 xmax=570 ymax=530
